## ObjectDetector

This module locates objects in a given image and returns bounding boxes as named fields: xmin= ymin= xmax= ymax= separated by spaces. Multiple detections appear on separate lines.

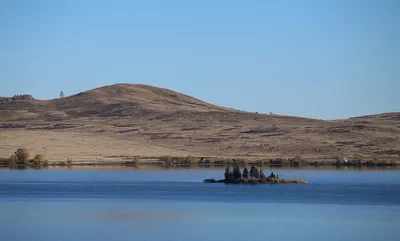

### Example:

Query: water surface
xmin=0 ymin=168 xmax=399 ymax=241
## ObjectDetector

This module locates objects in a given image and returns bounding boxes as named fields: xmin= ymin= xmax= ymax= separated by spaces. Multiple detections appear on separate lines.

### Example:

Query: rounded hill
xmin=0 ymin=84 xmax=240 ymax=121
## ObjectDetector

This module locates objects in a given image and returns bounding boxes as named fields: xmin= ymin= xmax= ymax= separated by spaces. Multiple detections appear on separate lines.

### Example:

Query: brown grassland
xmin=1 ymin=84 xmax=399 ymax=164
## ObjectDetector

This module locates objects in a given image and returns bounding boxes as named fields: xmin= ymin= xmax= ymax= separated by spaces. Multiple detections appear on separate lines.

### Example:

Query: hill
xmin=0 ymin=84 xmax=399 ymax=162
xmin=0 ymin=84 xmax=238 ymax=121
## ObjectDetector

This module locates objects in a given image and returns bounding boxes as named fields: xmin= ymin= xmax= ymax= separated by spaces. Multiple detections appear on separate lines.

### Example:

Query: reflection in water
xmin=85 ymin=210 xmax=198 ymax=221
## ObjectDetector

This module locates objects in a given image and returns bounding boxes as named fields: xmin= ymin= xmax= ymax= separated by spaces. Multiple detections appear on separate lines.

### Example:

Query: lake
xmin=0 ymin=167 xmax=399 ymax=241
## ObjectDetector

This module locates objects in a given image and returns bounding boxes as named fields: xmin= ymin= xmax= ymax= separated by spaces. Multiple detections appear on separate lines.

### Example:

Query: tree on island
xmin=232 ymin=165 xmax=242 ymax=179
xmin=242 ymin=167 xmax=249 ymax=178
xmin=224 ymin=167 xmax=232 ymax=180
xmin=259 ymin=169 xmax=265 ymax=179
xmin=204 ymin=168 xmax=307 ymax=184
xmin=250 ymin=165 xmax=259 ymax=178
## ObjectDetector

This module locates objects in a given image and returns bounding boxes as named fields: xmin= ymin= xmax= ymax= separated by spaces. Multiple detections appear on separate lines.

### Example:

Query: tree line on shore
xmin=159 ymin=155 xmax=397 ymax=167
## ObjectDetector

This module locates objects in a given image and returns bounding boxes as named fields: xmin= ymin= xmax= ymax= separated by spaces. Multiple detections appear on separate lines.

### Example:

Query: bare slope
xmin=0 ymin=84 xmax=399 ymax=161
xmin=0 ymin=84 xmax=237 ymax=121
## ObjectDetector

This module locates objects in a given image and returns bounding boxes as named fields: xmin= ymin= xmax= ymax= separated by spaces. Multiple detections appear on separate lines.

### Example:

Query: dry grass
xmin=0 ymin=84 xmax=399 ymax=162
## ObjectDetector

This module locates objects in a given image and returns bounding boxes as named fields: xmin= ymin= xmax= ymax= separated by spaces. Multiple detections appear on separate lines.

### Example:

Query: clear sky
xmin=0 ymin=0 xmax=399 ymax=120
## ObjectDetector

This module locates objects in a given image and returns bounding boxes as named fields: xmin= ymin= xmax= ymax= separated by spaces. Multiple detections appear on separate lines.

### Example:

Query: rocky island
xmin=203 ymin=165 xmax=308 ymax=184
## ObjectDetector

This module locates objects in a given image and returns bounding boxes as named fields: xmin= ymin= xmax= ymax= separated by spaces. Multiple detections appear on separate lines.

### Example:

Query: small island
xmin=203 ymin=165 xmax=308 ymax=184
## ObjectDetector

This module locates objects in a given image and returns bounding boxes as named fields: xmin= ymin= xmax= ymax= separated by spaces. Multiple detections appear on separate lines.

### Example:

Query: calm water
xmin=0 ymin=167 xmax=399 ymax=241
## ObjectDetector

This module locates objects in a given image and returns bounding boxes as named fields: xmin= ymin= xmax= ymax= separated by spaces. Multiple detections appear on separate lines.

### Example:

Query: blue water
xmin=0 ymin=168 xmax=399 ymax=241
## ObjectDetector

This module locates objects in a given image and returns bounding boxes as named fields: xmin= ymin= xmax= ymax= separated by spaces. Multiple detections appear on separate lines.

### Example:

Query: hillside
xmin=0 ymin=84 xmax=399 ymax=161
xmin=0 ymin=84 xmax=237 ymax=121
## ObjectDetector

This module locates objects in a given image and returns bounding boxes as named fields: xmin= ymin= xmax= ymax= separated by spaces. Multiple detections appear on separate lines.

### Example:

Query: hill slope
xmin=0 ymin=84 xmax=238 ymax=121
xmin=0 ymin=84 xmax=399 ymax=161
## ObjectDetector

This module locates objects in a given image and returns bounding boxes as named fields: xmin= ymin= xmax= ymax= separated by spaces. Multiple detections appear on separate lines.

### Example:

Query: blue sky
xmin=0 ymin=0 xmax=399 ymax=120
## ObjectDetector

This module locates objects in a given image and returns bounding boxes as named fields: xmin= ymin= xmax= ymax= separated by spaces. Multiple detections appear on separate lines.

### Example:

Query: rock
xmin=203 ymin=178 xmax=217 ymax=183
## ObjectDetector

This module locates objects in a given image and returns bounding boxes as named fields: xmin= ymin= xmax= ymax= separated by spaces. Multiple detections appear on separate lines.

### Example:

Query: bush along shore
xmin=0 ymin=149 xmax=139 ymax=168
xmin=203 ymin=165 xmax=308 ymax=184
xmin=0 ymin=148 xmax=48 ymax=168
xmin=155 ymin=155 xmax=399 ymax=167
xmin=1 ymin=150 xmax=398 ymax=168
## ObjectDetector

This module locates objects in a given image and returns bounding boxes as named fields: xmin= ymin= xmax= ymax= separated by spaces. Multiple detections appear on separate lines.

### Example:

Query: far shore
xmin=1 ymin=149 xmax=399 ymax=169
xmin=1 ymin=159 xmax=399 ymax=170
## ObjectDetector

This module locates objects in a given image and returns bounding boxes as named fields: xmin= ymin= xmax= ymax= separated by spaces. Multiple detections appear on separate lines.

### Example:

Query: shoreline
xmin=2 ymin=164 xmax=400 ymax=172
xmin=1 ymin=160 xmax=399 ymax=169
xmin=1 ymin=151 xmax=399 ymax=169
